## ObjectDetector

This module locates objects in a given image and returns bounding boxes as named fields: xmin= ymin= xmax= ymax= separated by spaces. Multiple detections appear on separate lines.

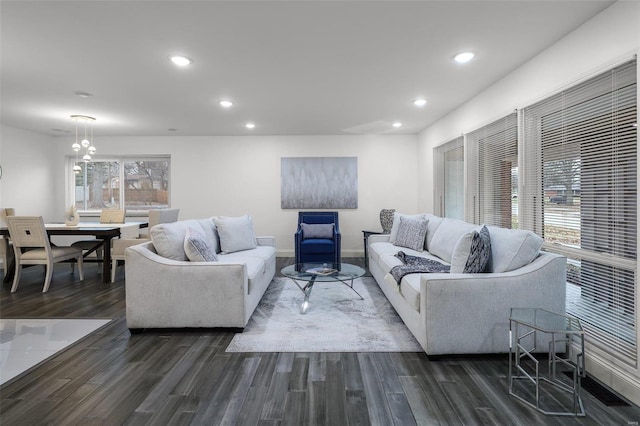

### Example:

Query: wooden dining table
xmin=0 ymin=221 xmax=148 ymax=284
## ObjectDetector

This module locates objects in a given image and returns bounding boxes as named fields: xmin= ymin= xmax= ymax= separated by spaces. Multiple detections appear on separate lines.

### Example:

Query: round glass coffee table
xmin=281 ymin=262 xmax=366 ymax=314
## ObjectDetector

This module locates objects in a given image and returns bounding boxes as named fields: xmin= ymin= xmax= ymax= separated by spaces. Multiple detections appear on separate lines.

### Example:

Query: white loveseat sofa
xmin=125 ymin=216 xmax=275 ymax=331
xmin=368 ymin=213 xmax=566 ymax=355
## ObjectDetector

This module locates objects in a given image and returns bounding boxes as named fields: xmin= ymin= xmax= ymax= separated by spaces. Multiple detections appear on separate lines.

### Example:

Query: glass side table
xmin=509 ymin=308 xmax=585 ymax=417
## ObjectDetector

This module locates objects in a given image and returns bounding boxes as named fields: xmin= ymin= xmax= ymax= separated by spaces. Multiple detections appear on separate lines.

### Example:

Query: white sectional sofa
xmin=367 ymin=213 xmax=566 ymax=355
xmin=125 ymin=216 xmax=275 ymax=331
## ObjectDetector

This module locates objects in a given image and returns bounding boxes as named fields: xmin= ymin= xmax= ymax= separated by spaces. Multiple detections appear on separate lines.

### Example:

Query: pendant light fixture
xmin=71 ymin=115 xmax=96 ymax=174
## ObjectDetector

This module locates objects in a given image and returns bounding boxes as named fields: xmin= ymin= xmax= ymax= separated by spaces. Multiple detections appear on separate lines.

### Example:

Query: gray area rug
xmin=226 ymin=276 xmax=422 ymax=352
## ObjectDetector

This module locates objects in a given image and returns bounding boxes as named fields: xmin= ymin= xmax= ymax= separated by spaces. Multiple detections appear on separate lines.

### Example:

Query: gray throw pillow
xmin=212 ymin=215 xmax=258 ymax=254
xmin=301 ymin=223 xmax=334 ymax=239
xmin=184 ymin=227 xmax=218 ymax=262
xmin=389 ymin=212 xmax=428 ymax=243
xmin=394 ymin=216 xmax=428 ymax=252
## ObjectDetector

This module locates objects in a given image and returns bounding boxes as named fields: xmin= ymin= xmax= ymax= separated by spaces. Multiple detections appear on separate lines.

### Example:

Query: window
xmin=521 ymin=60 xmax=637 ymax=365
xmin=68 ymin=156 xmax=170 ymax=212
xmin=433 ymin=137 xmax=464 ymax=219
xmin=465 ymin=113 xmax=518 ymax=228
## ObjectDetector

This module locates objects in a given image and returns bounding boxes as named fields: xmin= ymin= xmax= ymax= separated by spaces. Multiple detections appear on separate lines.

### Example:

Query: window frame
xmin=433 ymin=136 xmax=465 ymax=219
xmin=519 ymin=59 xmax=637 ymax=367
xmin=65 ymin=154 xmax=171 ymax=216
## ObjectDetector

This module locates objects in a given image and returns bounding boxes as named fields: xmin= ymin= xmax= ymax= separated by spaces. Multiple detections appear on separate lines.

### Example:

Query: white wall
xmin=45 ymin=134 xmax=418 ymax=256
xmin=418 ymin=0 xmax=640 ymax=214
xmin=0 ymin=125 xmax=58 ymax=220
xmin=416 ymin=0 xmax=640 ymax=405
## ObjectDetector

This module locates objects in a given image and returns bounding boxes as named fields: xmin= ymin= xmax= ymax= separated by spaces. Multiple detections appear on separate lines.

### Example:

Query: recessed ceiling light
xmin=454 ymin=52 xmax=475 ymax=64
xmin=169 ymin=55 xmax=193 ymax=66
xmin=392 ymin=122 xmax=402 ymax=128
xmin=413 ymin=99 xmax=427 ymax=107
xmin=74 ymin=91 xmax=93 ymax=98
xmin=219 ymin=100 xmax=234 ymax=108
xmin=245 ymin=123 xmax=256 ymax=129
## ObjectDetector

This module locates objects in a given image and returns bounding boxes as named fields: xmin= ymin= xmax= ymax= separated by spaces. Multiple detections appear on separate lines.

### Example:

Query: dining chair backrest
xmin=1 ymin=208 xmax=15 ymax=226
xmin=6 ymin=216 xmax=49 ymax=251
xmin=100 ymin=209 xmax=126 ymax=224
xmin=148 ymin=208 xmax=180 ymax=228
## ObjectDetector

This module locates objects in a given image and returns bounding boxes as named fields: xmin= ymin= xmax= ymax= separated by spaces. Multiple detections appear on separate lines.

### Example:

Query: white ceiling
xmin=0 ymin=1 xmax=614 ymax=137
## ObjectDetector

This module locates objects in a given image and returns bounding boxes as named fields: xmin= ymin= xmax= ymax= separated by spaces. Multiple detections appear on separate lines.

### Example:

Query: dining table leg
xmin=101 ymin=237 xmax=113 ymax=284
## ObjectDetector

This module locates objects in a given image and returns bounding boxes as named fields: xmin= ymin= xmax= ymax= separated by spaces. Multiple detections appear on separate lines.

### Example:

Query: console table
xmin=509 ymin=308 xmax=585 ymax=416
xmin=362 ymin=230 xmax=382 ymax=268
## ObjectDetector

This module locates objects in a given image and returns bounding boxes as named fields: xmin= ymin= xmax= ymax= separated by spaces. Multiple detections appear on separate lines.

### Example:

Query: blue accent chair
xmin=295 ymin=212 xmax=341 ymax=265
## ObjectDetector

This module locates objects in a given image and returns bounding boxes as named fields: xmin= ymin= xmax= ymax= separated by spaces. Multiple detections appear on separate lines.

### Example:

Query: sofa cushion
xmin=218 ymin=246 xmax=276 ymax=294
xmin=213 ymin=215 xmax=258 ymax=254
xmin=301 ymin=239 xmax=336 ymax=254
xmin=450 ymin=225 xmax=491 ymax=273
xmin=394 ymin=216 xmax=428 ymax=252
xmin=184 ymin=227 xmax=218 ymax=262
xmin=379 ymin=252 xmax=404 ymax=272
xmin=196 ymin=218 xmax=221 ymax=253
xmin=429 ymin=218 xmax=477 ymax=263
xmin=424 ymin=214 xmax=445 ymax=251
xmin=151 ymin=219 xmax=203 ymax=260
xmin=301 ymin=223 xmax=334 ymax=239
xmin=389 ymin=212 xmax=428 ymax=244
xmin=400 ymin=273 xmax=421 ymax=312
xmin=487 ymin=226 xmax=543 ymax=273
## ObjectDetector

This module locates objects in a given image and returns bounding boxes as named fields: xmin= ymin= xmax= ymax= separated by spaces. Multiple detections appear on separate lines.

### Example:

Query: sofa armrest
xmin=419 ymin=252 xmax=567 ymax=354
xmin=368 ymin=234 xmax=391 ymax=244
xmin=256 ymin=236 xmax=275 ymax=247
xmin=125 ymin=242 xmax=250 ymax=328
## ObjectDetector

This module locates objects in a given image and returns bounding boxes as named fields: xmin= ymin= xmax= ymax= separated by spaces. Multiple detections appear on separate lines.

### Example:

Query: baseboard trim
xmin=586 ymin=350 xmax=640 ymax=406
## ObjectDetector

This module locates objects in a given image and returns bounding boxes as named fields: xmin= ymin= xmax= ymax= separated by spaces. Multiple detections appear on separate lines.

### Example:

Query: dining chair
xmin=71 ymin=208 xmax=126 ymax=261
xmin=1 ymin=208 xmax=16 ymax=276
xmin=110 ymin=208 xmax=180 ymax=282
xmin=7 ymin=216 xmax=84 ymax=293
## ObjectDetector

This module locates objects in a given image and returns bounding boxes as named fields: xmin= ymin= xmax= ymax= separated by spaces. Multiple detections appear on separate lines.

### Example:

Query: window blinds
xmin=465 ymin=113 xmax=518 ymax=227
xmin=520 ymin=59 xmax=637 ymax=364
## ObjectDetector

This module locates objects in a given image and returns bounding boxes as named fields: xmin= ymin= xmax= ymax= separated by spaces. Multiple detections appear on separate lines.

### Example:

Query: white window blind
xmin=520 ymin=59 xmax=637 ymax=364
xmin=434 ymin=137 xmax=464 ymax=219
xmin=465 ymin=113 xmax=518 ymax=227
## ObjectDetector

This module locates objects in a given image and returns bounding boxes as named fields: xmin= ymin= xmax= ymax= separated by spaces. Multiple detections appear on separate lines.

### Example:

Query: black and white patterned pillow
xmin=463 ymin=225 xmax=491 ymax=273
xmin=394 ymin=216 xmax=428 ymax=252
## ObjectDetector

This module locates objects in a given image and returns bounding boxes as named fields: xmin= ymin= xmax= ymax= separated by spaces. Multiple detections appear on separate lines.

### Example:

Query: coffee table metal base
xmin=289 ymin=276 xmax=364 ymax=314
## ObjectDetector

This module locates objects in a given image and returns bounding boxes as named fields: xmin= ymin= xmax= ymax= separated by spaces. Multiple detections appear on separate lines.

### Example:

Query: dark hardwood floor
xmin=1 ymin=258 xmax=639 ymax=425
